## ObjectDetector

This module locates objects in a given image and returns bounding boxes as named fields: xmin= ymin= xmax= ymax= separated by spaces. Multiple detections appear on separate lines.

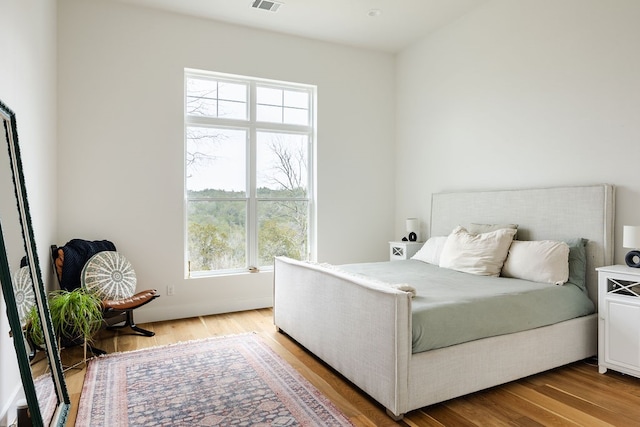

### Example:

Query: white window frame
xmin=184 ymin=69 xmax=316 ymax=277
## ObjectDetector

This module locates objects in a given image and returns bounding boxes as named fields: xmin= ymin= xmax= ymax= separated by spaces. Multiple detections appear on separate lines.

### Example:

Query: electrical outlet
xmin=167 ymin=285 xmax=175 ymax=296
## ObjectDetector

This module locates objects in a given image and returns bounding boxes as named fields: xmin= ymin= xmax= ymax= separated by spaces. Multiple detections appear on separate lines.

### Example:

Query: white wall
xmin=0 ymin=0 xmax=58 ymax=422
xmin=8 ymin=0 xmax=640 ymax=418
xmin=396 ymin=0 xmax=640 ymax=263
xmin=57 ymin=0 xmax=396 ymax=323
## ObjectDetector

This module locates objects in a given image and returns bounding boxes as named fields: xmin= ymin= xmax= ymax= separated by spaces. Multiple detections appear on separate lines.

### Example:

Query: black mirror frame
xmin=0 ymin=99 xmax=69 ymax=426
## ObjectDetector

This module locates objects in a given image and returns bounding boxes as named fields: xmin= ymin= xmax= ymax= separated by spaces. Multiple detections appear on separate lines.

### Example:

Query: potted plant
xmin=26 ymin=288 xmax=103 ymax=362
xmin=48 ymin=289 xmax=103 ymax=346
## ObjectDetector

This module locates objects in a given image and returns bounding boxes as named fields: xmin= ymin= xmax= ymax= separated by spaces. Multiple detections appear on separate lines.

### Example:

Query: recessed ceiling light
xmin=367 ymin=9 xmax=382 ymax=17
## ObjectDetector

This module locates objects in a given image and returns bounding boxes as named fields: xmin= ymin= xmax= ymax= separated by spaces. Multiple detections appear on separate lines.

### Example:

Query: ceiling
xmin=111 ymin=0 xmax=488 ymax=53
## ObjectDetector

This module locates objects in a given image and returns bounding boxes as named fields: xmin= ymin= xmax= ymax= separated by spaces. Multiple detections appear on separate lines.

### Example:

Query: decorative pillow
xmin=411 ymin=236 xmax=447 ymax=265
xmin=467 ymin=223 xmax=518 ymax=233
xmin=501 ymin=240 xmax=570 ymax=285
xmin=81 ymin=251 xmax=136 ymax=300
xmin=565 ymin=238 xmax=588 ymax=293
xmin=439 ymin=226 xmax=517 ymax=276
xmin=13 ymin=266 xmax=35 ymax=327
xmin=467 ymin=223 xmax=518 ymax=237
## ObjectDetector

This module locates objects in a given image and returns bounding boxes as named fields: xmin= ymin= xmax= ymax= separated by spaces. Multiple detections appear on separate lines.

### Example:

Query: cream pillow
xmin=502 ymin=240 xmax=570 ymax=285
xmin=411 ymin=236 xmax=447 ymax=265
xmin=439 ymin=226 xmax=517 ymax=276
xmin=467 ymin=223 xmax=518 ymax=234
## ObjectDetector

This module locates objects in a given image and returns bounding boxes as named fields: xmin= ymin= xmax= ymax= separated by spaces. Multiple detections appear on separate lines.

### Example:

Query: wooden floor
xmin=37 ymin=308 xmax=640 ymax=426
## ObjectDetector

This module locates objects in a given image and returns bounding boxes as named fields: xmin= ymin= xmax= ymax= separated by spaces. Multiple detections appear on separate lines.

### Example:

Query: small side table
xmin=389 ymin=241 xmax=423 ymax=261
xmin=597 ymin=265 xmax=640 ymax=379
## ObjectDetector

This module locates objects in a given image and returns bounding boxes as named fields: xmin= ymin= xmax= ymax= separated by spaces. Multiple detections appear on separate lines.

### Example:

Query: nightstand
xmin=389 ymin=241 xmax=423 ymax=261
xmin=597 ymin=265 xmax=640 ymax=378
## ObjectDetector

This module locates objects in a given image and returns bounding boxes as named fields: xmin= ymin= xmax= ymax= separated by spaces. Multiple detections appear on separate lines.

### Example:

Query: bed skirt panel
xmin=407 ymin=314 xmax=597 ymax=409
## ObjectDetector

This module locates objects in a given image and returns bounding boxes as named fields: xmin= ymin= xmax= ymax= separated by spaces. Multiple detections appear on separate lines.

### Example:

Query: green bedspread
xmin=339 ymin=260 xmax=595 ymax=354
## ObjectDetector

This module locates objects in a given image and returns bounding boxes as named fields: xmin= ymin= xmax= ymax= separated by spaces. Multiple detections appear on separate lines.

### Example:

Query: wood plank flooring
xmin=35 ymin=308 xmax=640 ymax=426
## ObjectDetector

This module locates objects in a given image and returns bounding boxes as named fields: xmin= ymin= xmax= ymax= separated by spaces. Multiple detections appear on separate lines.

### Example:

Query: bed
xmin=273 ymin=184 xmax=615 ymax=419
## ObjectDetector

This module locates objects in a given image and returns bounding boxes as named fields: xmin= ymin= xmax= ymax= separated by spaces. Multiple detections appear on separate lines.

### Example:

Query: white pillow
xmin=411 ymin=236 xmax=447 ymax=265
xmin=439 ymin=226 xmax=517 ymax=276
xmin=467 ymin=223 xmax=518 ymax=234
xmin=501 ymin=240 xmax=570 ymax=285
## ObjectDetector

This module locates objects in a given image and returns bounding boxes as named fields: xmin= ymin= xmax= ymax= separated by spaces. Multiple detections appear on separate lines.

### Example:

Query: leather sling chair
xmin=51 ymin=239 xmax=159 ymax=339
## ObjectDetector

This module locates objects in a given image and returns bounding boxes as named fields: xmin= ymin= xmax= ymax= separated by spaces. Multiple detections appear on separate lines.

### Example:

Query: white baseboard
xmin=134 ymin=296 xmax=273 ymax=324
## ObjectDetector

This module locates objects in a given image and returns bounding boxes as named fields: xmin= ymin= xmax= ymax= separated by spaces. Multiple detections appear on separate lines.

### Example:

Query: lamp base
xmin=625 ymin=250 xmax=640 ymax=268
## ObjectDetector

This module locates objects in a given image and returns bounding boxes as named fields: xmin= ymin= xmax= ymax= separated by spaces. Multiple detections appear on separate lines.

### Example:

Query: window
xmin=185 ymin=70 xmax=315 ymax=276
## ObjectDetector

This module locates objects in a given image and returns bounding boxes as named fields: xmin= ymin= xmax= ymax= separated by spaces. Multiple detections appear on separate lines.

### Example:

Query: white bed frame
xmin=273 ymin=184 xmax=615 ymax=419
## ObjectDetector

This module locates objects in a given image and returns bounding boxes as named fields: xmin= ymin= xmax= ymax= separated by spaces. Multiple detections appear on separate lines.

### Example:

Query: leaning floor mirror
xmin=0 ymin=100 xmax=69 ymax=426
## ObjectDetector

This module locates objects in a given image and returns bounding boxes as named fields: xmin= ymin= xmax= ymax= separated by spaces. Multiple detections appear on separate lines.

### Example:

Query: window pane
xmin=257 ymin=88 xmax=309 ymax=125
xmin=218 ymin=100 xmax=247 ymax=120
xmin=218 ymin=82 xmax=247 ymax=102
xmin=256 ymin=132 xmax=308 ymax=198
xmin=257 ymin=200 xmax=308 ymax=267
xmin=188 ymin=200 xmax=246 ymax=271
xmin=186 ymin=127 xmax=247 ymax=196
xmin=257 ymin=87 xmax=282 ymax=106
xmin=257 ymin=86 xmax=284 ymax=123
xmin=256 ymin=104 xmax=282 ymax=123
xmin=186 ymin=78 xmax=248 ymax=119
xmin=284 ymin=90 xmax=308 ymax=109
xmin=283 ymin=107 xmax=308 ymax=126
xmin=186 ymin=78 xmax=218 ymax=117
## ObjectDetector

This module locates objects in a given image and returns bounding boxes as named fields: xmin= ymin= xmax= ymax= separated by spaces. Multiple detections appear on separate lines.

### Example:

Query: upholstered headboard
xmin=430 ymin=184 xmax=615 ymax=305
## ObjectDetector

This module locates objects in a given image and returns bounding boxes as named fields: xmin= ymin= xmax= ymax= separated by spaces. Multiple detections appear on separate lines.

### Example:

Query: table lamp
xmin=406 ymin=218 xmax=419 ymax=242
xmin=623 ymin=225 xmax=640 ymax=268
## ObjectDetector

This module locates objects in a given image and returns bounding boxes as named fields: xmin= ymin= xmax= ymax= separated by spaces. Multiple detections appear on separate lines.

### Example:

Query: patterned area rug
xmin=77 ymin=333 xmax=354 ymax=426
xmin=34 ymin=373 xmax=57 ymax=424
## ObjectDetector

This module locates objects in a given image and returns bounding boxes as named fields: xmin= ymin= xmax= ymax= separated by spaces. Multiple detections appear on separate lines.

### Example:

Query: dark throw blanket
xmin=60 ymin=239 xmax=116 ymax=291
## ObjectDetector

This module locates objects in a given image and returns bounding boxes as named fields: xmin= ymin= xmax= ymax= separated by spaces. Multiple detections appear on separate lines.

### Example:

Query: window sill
xmin=187 ymin=267 xmax=274 ymax=280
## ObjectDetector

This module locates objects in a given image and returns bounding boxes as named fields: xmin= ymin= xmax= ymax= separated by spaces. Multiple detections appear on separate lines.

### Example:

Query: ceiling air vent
xmin=251 ymin=0 xmax=283 ymax=12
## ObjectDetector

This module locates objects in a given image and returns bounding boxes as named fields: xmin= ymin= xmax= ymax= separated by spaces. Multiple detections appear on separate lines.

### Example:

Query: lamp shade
xmin=623 ymin=225 xmax=640 ymax=249
xmin=406 ymin=218 xmax=419 ymax=242
xmin=406 ymin=218 xmax=419 ymax=233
